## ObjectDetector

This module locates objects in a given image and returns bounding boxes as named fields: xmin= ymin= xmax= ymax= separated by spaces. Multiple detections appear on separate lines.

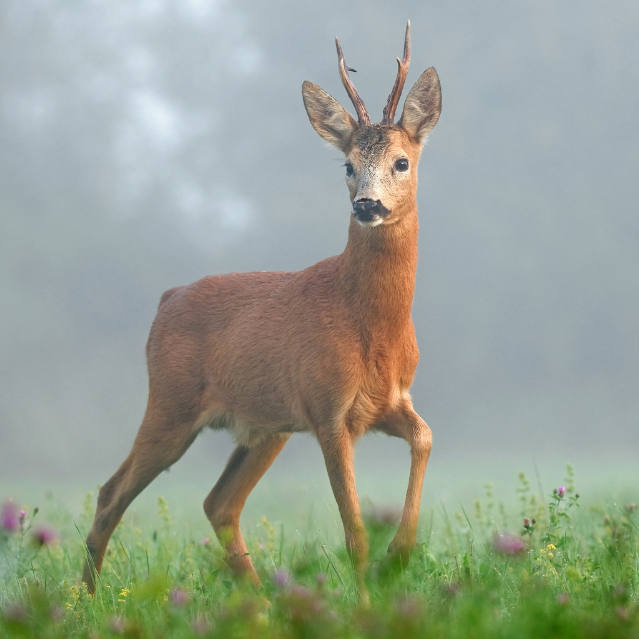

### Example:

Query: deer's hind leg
xmin=204 ymin=434 xmax=290 ymax=586
xmin=82 ymin=399 xmax=200 ymax=593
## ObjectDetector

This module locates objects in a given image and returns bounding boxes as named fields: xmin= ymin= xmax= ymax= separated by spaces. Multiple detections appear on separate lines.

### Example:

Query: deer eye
xmin=395 ymin=158 xmax=409 ymax=172
xmin=344 ymin=163 xmax=354 ymax=177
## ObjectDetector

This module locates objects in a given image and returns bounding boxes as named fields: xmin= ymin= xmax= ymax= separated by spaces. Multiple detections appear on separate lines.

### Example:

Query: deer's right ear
xmin=302 ymin=81 xmax=358 ymax=152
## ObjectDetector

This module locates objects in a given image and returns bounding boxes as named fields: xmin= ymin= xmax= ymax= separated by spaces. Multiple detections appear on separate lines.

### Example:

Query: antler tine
xmin=382 ymin=21 xmax=411 ymax=125
xmin=336 ymin=37 xmax=371 ymax=127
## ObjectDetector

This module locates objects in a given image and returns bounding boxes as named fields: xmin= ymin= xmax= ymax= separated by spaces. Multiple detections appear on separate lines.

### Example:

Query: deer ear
xmin=302 ymin=81 xmax=358 ymax=152
xmin=398 ymin=67 xmax=441 ymax=145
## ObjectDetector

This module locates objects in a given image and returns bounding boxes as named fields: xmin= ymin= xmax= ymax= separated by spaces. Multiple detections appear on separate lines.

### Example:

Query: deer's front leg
xmin=317 ymin=425 xmax=370 ymax=606
xmin=380 ymin=401 xmax=432 ymax=570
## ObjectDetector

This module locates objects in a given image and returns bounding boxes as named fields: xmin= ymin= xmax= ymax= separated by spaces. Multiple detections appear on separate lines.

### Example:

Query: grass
xmin=1 ymin=465 xmax=638 ymax=638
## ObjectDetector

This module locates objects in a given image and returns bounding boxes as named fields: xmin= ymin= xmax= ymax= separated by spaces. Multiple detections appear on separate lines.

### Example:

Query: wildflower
xmin=170 ymin=588 xmax=189 ymax=606
xmin=493 ymin=532 xmax=525 ymax=556
xmin=31 ymin=524 xmax=58 ymax=546
xmin=1 ymin=500 xmax=19 ymax=533
xmin=523 ymin=517 xmax=531 ymax=528
xmin=273 ymin=568 xmax=290 ymax=589
xmin=33 ymin=525 xmax=58 ymax=546
xmin=557 ymin=593 xmax=570 ymax=605
xmin=396 ymin=596 xmax=422 ymax=619
xmin=117 ymin=588 xmax=130 ymax=603
xmin=200 ymin=537 xmax=210 ymax=546
xmin=109 ymin=616 xmax=126 ymax=633
xmin=2 ymin=603 xmax=27 ymax=624
xmin=50 ymin=606 xmax=64 ymax=621
xmin=616 ymin=607 xmax=629 ymax=621
xmin=284 ymin=585 xmax=327 ymax=622
xmin=556 ymin=486 xmax=566 ymax=498
xmin=192 ymin=614 xmax=211 ymax=635
xmin=365 ymin=503 xmax=403 ymax=527
xmin=442 ymin=582 xmax=461 ymax=598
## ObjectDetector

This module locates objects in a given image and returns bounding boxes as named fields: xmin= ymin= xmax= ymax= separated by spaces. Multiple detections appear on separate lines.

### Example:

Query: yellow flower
xmin=547 ymin=544 xmax=556 ymax=550
xmin=118 ymin=588 xmax=130 ymax=602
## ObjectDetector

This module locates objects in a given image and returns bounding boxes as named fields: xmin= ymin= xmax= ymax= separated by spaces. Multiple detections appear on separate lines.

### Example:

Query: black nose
xmin=352 ymin=198 xmax=381 ymax=221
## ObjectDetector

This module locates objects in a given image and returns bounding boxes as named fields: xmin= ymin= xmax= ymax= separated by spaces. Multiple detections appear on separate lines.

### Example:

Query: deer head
xmin=302 ymin=22 xmax=441 ymax=227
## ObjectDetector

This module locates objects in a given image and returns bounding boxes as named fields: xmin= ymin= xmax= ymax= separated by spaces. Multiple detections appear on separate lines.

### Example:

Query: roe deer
xmin=83 ymin=22 xmax=441 ymax=603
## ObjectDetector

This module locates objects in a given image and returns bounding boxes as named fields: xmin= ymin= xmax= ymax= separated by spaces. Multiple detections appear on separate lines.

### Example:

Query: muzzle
xmin=352 ymin=199 xmax=390 ymax=226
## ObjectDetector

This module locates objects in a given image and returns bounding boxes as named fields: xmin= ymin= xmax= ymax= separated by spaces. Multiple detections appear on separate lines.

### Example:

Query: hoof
xmin=378 ymin=545 xmax=412 ymax=578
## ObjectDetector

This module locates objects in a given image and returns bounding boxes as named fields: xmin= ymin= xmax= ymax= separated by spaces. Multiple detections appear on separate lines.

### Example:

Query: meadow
xmin=1 ymin=466 xmax=637 ymax=638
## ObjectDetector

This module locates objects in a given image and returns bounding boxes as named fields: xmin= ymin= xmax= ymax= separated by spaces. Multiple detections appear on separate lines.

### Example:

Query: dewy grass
xmin=1 ymin=466 xmax=638 ymax=638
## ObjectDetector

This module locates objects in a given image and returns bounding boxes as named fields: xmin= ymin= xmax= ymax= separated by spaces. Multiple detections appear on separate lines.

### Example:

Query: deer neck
xmin=338 ymin=204 xmax=418 ymax=337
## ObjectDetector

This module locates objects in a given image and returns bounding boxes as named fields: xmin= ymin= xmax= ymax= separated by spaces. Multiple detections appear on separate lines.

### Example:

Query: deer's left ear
xmin=398 ymin=67 xmax=441 ymax=145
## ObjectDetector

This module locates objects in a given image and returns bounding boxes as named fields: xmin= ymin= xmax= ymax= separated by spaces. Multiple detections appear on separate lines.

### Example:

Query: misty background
xmin=1 ymin=0 xmax=637 ymax=513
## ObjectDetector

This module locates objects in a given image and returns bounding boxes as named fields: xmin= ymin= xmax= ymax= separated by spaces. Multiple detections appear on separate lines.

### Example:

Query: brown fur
xmin=83 ymin=32 xmax=442 ymax=605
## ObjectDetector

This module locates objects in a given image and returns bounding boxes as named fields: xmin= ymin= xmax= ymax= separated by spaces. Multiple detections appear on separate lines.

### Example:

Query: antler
xmin=336 ymin=37 xmax=371 ymax=127
xmin=382 ymin=21 xmax=411 ymax=125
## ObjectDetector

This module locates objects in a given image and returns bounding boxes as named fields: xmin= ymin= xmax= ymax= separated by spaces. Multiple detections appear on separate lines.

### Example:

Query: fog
xmin=1 ymin=0 xmax=637 ymax=505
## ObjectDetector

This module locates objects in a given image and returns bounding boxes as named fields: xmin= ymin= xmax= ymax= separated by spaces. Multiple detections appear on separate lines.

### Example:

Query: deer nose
xmin=352 ymin=198 xmax=390 ymax=225
xmin=352 ymin=198 xmax=380 ymax=221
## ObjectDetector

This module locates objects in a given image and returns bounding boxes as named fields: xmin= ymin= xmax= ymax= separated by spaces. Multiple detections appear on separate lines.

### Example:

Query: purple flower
xmin=2 ymin=603 xmax=27 ymax=624
xmin=109 ymin=616 xmax=126 ymax=633
xmin=557 ymin=593 xmax=570 ymax=606
xmin=492 ymin=532 xmax=525 ymax=556
xmin=200 ymin=537 xmax=210 ymax=546
xmin=1 ymin=500 xmax=19 ymax=533
xmin=616 ymin=607 xmax=629 ymax=621
xmin=170 ymin=588 xmax=189 ymax=606
xmin=557 ymin=486 xmax=566 ymax=498
xmin=31 ymin=524 xmax=58 ymax=546
xmin=191 ymin=614 xmax=211 ymax=635
xmin=366 ymin=503 xmax=403 ymax=526
xmin=273 ymin=568 xmax=290 ymax=588
xmin=396 ymin=596 xmax=422 ymax=618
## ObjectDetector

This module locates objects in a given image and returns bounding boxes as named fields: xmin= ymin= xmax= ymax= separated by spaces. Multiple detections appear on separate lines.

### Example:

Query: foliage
xmin=1 ymin=468 xmax=638 ymax=638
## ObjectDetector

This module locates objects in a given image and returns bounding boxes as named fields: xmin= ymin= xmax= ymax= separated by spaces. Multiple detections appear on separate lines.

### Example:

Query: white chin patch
xmin=356 ymin=217 xmax=384 ymax=228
